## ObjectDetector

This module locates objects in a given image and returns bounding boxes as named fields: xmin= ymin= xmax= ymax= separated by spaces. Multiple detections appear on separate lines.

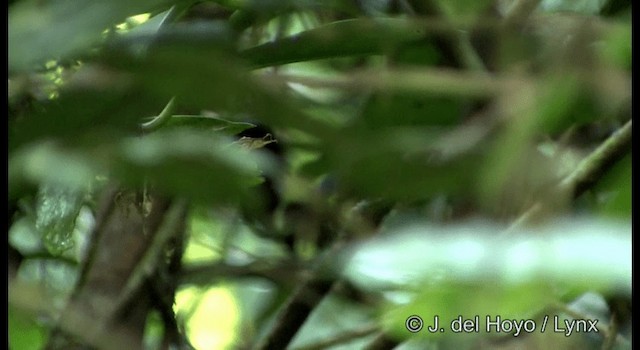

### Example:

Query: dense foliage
xmin=9 ymin=0 xmax=631 ymax=349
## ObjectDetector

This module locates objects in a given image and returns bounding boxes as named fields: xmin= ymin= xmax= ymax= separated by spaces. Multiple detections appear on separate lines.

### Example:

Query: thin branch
xmin=18 ymin=251 xmax=79 ymax=267
xmin=112 ymin=199 xmax=189 ymax=321
xmin=179 ymin=260 xmax=306 ymax=287
xmin=507 ymin=119 xmax=631 ymax=231
xmin=362 ymin=332 xmax=401 ymax=350
xmin=559 ymin=119 xmax=632 ymax=198
xmin=264 ymin=68 xmax=524 ymax=98
xmin=405 ymin=0 xmax=488 ymax=72
xmin=601 ymin=312 xmax=618 ymax=350
xmin=254 ymin=243 xmax=343 ymax=350
xmin=256 ymin=276 xmax=335 ymax=350
xmin=453 ymin=29 xmax=488 ymax=73
xmin=291 ymin=324 xmax=378 ymax=350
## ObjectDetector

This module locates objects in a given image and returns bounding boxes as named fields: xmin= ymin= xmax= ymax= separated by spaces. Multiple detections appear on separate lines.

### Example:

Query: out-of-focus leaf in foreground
xmin=116 ymin=129 xmax=277 ymax=204
xmin=8 ymin=0 xmax=169 ymax=71
xmin=8 ymin=305 xmax=47 ymax=350
xmin=9 ymin=80 xmax=162 ymax=151
xmin=241 ymin=18 xmax=430 ymax=68
xmin=319 ymin=127 xmax=481 ymax=200
xmin=101 ymin=40 xmax=333 ymax=136
xmin=9 ymin=141 xmax=102 ymax=201
xmin=343 ymin=218 xmax=631 ymax=339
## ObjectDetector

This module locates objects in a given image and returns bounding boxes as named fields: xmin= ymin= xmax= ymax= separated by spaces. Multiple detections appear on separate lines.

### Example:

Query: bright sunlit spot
xmin=175 ymin=286 xmax=240 ymax=350
xmin=115 ymin=13 xmax=151 ymax=32
xmin=129 ymin=13 xmax=151 ymax=24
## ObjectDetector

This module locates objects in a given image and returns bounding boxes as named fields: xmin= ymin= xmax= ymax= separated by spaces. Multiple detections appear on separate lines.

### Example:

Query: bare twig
xmin=559 ymin=119 xmax=632 ymax=198
xmin=254 ymin=243 xmax=344 ymax=350
xmin=507 ymin=119 xmax=631 ymax=231
xmin=292 ymin=324 xmax=378 ymax=350
xmin=405 ymin=0 xmax=488 ymax=72
xmin=179 ymin=260 xmax=306 ymax=287
xmin=363 ymin=331 xmax=401 ymax=350
xmin=601 ymin=312 xmax=618 ymax=350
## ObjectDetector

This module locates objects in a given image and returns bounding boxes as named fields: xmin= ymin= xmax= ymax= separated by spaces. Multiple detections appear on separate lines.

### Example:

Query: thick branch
xmin=44 ymin=187 xmax=175 ymax=350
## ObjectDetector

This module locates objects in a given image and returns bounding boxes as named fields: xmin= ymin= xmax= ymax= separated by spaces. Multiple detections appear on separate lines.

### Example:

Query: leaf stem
xmin=140 ymin=97 xmax=177 ymax=132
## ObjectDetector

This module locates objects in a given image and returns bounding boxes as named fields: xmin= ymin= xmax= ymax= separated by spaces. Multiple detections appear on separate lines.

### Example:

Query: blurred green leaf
xmin=344 ymin=218 xmax=631 ymax=293
xmin=440 ymin=0 xmax=494 ymax=17
xmin=322 ymin=127 xmax=480 ymax=200
xmin=362 ymin=94 xmax=465 ymax=128
xmin=382 ymin=280 xmax=554 ymax=340
xmin=101 ymin=41 xmax=334 ymax=136
xmin=241 ymin=18 xmax=431 ymax=68
xmin=392 ymin=40 xmax=441 ymax=66
xmin=143 ymin=311 xmax=165 ymax=350
xmin=7 ymin=2 xmax=632 ymax=349
xmin=9 ymin=216 xmax=42 ymax=255
xmin=596 ymin=21 xmax=631 ymax=70
xmin=533 ymin=74 xmax=608 ymax=135
xmin=344 ymin=218 xmax=631 ymax=340
xmin=115 ymin=129 xmax=275 ymax=203
xmin=540 ymin=0 xmax=607 ymax=15
xmin=9 ymin=305 xmax=48 ymax=350
xmin=594 ymin=154 xmax=630 ymax=218
xmin=9 ymin=83 xmax=163 ymax=151
xmin=9 ymin=0 xmax=171 ymax=71
xmin=9 ymin=142 xmax=102 ymax=201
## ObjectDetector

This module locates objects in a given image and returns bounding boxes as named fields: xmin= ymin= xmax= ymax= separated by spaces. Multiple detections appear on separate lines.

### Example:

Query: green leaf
xmin=115 ymin=129 xmax=276 ymax=204
xmin=9 ymin=142 xmax=101 ymax=201
xmin=9 ymin=305 xmax=48 ymax=350
xmin=382 ymin=280 xmax=554 ymax=340
xmin=345 ymin=218 xmax=630 ymax=340
xmin=9 ymin=0 xmax=171 ymax=71
xmin=344 ymin=218 xmax=631 ymax=293
xmin=594 ymin=154 xmax=631 ymax=218
xmin=241 ymin=18 xmax=430 ymax=68
xmin=9 ymin=216 xmax=42 ymax=255
xmin=321 ymin=127 xmax=479 ymax=200
xmin=534 ymin=74 xmax=596 ymax=135
xmin=440 ymin=0 xmax=494 ymax=17
xmin=102 ymin=40 xmax=333 ymax=136
xmin=361 ymin=93 xmax=465 ymax=128
xmin=596 ymin=21 xmax=631 ymax=70
xmin=540 ymin=0 xmax=607 ymax=15
xmin=9 ymin=84 xmax=162 ymax=151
